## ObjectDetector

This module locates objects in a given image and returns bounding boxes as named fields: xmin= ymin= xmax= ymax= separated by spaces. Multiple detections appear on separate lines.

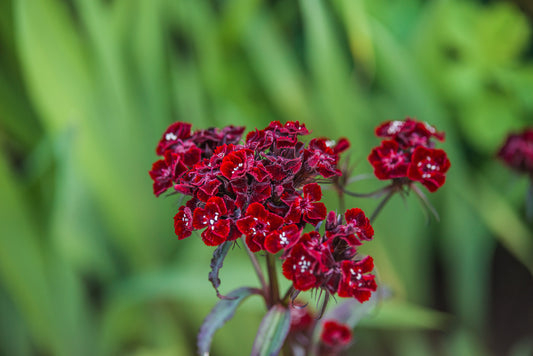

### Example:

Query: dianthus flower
xmin=281 ymin=209 xmax=377 ymax=301
xmin=368 ymin=118 xmax=450 ymax=192
xmin=320 ymin=320 xmax=352 ymax=347
xmin=498 ymin=128 xmax=533 ymax=174
xmin=150 ymin=121 xmax=349 ymax=252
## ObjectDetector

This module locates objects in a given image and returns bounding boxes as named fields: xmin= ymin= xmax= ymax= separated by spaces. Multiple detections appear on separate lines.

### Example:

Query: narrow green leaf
xmin=208 ymin=241 xmax=233 ymax=299
xmin=251 ymin=304 xmax=291 ymax=356
xmin=197 ymin=287 xmax=261 ymax=356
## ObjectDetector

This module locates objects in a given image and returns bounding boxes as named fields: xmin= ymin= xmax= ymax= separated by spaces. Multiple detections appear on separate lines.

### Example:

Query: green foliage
xmin=1 ymin=0 xmax=532 ymax=355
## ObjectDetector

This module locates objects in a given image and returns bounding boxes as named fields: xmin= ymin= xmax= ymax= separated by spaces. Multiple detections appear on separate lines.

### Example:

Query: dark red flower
xmin=277 ymin=121 xmax=309 ymax=136
xmin=368 ymin=140 xmax=409 ymax=180
xmin=303 ymin=138 xmax=341 ymax=178
xmin=344 ymin=208 xmax=374 ymax=242
xmin=282 ymin=244 xmax=319 ymax=291
xmin=333 ymin=137 xmax=350 ymax=154
xmin=324 ymin=211 xmax=360 ymax=248
xmin=220 ymin=148 xmax=271 ymax=182
xmin=192 ymin=196 xmax=231 ymax=246
xmin=285 ymin=183 xmax=327 ymax=226
xmin=375 ymin=118 xmax=444 ymax=148
xmin=236 ymin=203 xmax=284 ymax=252
xmin=375 ymin=119 xmax=415 ymax=138
xmin=264 ymin=224 xmax=301 ymax=254
xmin=407 ymin=146 xmax=451 ymax=192
xmin=173 ymin=141 xmax=202 ymax=167
xmin=289 ymin=306 xmax=314 ymax=333
xmin=156 ymin=122 xmax=192 ymax=155
xmin=149 ymin=151 xmax=187 ymax=196
xmin=191 ymin=125 xmax=245 ymax=157
xmin=498 ymin=129 xmax=533 ymax=173
xmin=320 ymin=320 xmax=352 ymax=347
xmin=174 ymin=206 xmax=193 ymax=239
xmin=337 ymin=256 xmax=377 ymax=302
xmin=263 ymin=156 xmax=302 ymax=182
xmin=220 ymin=149 xmax=255 ymax=180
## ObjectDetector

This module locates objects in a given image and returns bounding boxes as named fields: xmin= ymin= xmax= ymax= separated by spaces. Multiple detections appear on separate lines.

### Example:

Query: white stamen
xmin=387 ymin=121 xmax=403 ymax=135
xmin=165 ymin=132 xmax=178 ymax=141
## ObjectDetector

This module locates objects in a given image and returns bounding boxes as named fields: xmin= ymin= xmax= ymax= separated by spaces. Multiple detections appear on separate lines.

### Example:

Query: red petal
xmin=207 ymin=196 xmax=227 ymax=215
xmin=303 ymin=183 xmax=322 ymax=202
xmin=245 ymin=202 xmax=268 ymax=221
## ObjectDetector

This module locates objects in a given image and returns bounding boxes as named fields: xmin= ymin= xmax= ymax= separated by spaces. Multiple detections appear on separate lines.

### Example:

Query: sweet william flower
xmin=407 ymin=146 xmax=451 ymax=192
xmin=344 ymin=208 xmax=374 ymax=242
xmin=282 ymin=243 xmax=320 ymax=291
xmin=337 ymin=256 xmax=377 ymax=302
xmin=498 ymin=129 xmax=533 ymax=174
xmin=220 ymin=148 xmax=270 ymax=182
xmin=174 ymin=206 xmax=193 ymax=239
xmin=236 ymin=203 xmax=284 ymax=252
xmin=285 ymin=183 xmax=327 ymax=226
xmin=375 ymin=118 xmax=444 ymax=149
xmin=320 ymin=320 xmax=352 ymax=347
xmin=149 ymin=151 xmax=187 ymax=196
xmin=303 ymin=138 xmax=342 ymax=178
xmin=192 ymin=196 xmax=231 ymax=246
xmin=156 ymin=122 xmax=192 ymax=155
xmin=264 ymin=224 xmax=301 ymax=254
xmin=368 ymin=140 xmax=410 ymax=180
xmin=368 ymin=118 xmax=450 ymax=193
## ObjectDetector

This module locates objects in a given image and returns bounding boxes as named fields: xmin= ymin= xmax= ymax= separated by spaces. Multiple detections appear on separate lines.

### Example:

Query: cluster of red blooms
xmin=289 ymin=306 xmax=352 ymax=355
xmin=368 ymin=118 xmax=451 ymax=192
xmin=498 ymin=128 xmax=533 ymax=174
xmin=149 ymin=121 xmax=377 ymax=302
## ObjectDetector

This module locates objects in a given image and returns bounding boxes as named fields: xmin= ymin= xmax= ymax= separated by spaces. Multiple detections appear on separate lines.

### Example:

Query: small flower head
xmin=407 ymin=147 xmax=451 ymax=192
xmin=344 ymin=208 xmax=374 ymax=242
xmin=368 ymin=140 xmax=409 ymax=180
xmin=337 ymin=256 xmax=377 ymax=302
xmin=369 ymin=118 xmax=450 ymax=192
xmin=192 ymin=196 xmax=231 ymax=246
xmin=149 ymin=151 xmax=188 ymax=196
xmin=236 ymin=203 xmax=284 ymax=252
xmin=285 ymin=183 xmax=327 ymax=226
xmin=320 ymin=320 xmax=352 ymax=347
xmin=282 ymin=243 xmax=320 ymax=291
xmin=174 ymin=206 xmax=193 ymax=239
xmin=498 ymin=128 xmax=533 ymax=174
xmin=264 ymin=224 xmax=301 ymax=254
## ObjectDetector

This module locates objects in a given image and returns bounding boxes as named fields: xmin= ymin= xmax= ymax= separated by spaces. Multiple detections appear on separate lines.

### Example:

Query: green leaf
xmin=208 ymin=241 xmax=233 ymax=299
xmin=197 ymin=287 xmax=261 ymax=356
xmin=251 ymin=304 xmax=291 ymax=356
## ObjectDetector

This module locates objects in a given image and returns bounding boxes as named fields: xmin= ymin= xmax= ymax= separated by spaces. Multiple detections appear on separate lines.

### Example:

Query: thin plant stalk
xmin=266 ymin=253 xmax=280 ymax=307
xmin=242 ymin=237 xmax=268 ymax=297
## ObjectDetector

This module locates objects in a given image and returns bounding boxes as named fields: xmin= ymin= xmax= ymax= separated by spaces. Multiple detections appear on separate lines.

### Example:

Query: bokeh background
xmin=1 ymin=0 xmax=533 ymax=355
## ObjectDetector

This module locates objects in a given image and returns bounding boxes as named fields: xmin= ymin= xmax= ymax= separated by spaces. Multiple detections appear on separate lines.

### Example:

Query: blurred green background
xmin=1 ymin=0 xmax=533 ymax=355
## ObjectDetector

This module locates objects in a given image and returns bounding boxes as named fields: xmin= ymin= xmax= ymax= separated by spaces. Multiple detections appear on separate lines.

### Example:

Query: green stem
xmin=369 ymin=188 xmax=396 ymax=223
xmin=266 ymin=254 xmax=280 ymax=307
xmin=242 ymin=237 xmax=268 ymax=298
xmin=281 ymin=286 xmax=295 ymax=306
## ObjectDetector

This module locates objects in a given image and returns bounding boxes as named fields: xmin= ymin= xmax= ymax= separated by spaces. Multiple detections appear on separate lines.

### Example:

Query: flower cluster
xmin=150 ymin=121 xmax=377 ymax=302
xmin=288 ymin=307 xmax=353 ymax=355
xmin=498 ymin=128 xmax=533 ymax=174
xmin=368 ymin=118 xmax=451 ymax=192
xmin=281 ymin=210 xmax=376 ymax=302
